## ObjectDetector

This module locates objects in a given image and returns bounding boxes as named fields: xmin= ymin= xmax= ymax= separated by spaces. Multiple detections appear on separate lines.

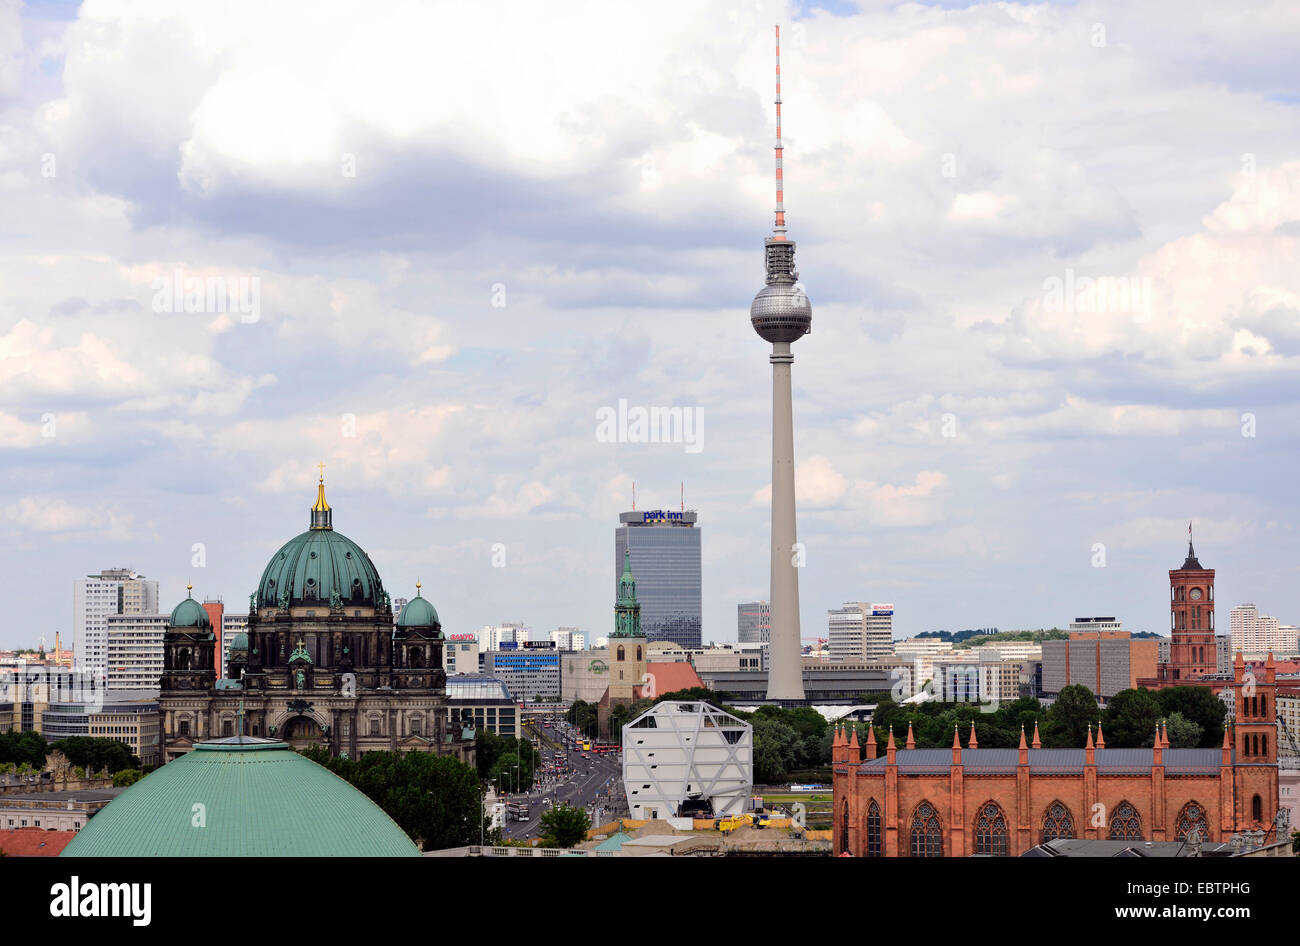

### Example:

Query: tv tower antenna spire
xmin=773 ymin=24 xmax=786 ymax=240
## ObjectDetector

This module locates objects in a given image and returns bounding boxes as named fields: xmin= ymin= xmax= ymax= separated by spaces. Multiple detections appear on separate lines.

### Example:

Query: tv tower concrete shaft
xmin=766 ymin=340 xmax=804 ymax=701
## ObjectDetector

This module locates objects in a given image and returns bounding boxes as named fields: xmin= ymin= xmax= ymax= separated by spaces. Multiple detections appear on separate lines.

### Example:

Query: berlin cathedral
xmin=158 ymin=473 xmax=475 ymax=765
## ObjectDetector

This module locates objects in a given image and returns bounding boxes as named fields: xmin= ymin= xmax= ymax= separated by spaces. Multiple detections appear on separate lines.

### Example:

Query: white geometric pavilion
xmin=621 ymin=701 xmax=753 ymax=820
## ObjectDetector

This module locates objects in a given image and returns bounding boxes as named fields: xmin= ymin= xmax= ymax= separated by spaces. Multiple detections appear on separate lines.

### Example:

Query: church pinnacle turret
xmin=310 ymin=462 xmax=333 ymax=530
xmin=612 ymin=548 xmax=642 ymax=638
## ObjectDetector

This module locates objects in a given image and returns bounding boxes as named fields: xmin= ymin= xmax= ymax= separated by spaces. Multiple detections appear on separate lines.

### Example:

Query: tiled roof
xmin=856 ymin=747 xmax=1223 ymax=776
xmin=0 ymin=828 xmax=76 ymax=857
xmin=635 ymin=663 xmax=704 ymax=698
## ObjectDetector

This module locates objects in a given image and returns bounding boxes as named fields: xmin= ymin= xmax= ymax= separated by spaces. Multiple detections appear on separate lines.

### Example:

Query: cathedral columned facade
xmin=158 ymin=475 xmax=474 ymax=765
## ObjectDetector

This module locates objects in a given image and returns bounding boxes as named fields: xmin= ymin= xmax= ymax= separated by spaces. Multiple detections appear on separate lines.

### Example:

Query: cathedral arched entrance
xmin=282 ymin=715 xmax=324 ymax=750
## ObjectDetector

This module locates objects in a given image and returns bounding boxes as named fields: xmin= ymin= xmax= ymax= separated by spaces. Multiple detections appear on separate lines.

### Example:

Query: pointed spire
xmin=771 ymin=24 xmax=786 ymax=241
xmin=1095 ymin=721 xmax=1105 ymax=749
xmin=1018 ymin=724 xmax=1028 ymax=765
xmin=1018 ymin=724 xmax=1028 ymax=751
xmin=952 ymin=724 xmax=962 ymax=750
xmin=887 ymin=725 xmax=896 ymax=750
xmin=849 ymin=727 xmax=860 ymax=750
xmin=847 ymin=725 xmax=861 ymax=764
xmin=1086 ymin=724 xmax=1095 ymax=750
xmin=968 ymin=721 xmax=978 ymax=749
xmin=905 ymin=720 xmax=915 ymax=749
xmin=1031 ymin=720 xmax=1041 ymax=750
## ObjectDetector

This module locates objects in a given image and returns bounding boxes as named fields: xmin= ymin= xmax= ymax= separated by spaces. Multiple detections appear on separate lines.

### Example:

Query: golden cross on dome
xmin=317 ymin=461 xmax=326 ymax=482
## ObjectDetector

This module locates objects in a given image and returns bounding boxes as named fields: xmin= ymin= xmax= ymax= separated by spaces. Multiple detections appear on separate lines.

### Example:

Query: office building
xmin=445 ymin=676 xmax=518 ymax=738
xmin=738 ymin=601 xmax=770 ymax=644
xmin=220 ymin=613 xmax=248 ymax=675
xmin=1042 ymin=631 xmax=1159 ymax=700
xmin=73 ymin=568 xmax=159 ymax=684
xmin=485 ymin=646 xmax=559 ymax=702
xmin=828 ymin=602 xmax=894 ymax=661
xmin=550 ymin=628 xmax=586 ymax=651
xmin=615 ymin=510 xmax=702 ymax=648
xmin=443 ymin=634 xmax=481 ymax=675
xmin=1230 ymin=604 xmax=1300 ymax=657
xmin=105 ymin=613 xmax=167 ymax=690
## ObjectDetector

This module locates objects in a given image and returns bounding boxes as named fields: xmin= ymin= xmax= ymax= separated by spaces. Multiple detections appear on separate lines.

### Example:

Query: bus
xmin=582 ymin=740 xmax=592 ymax=751
xmin=507 ymin=801 xmax=530 ymax=822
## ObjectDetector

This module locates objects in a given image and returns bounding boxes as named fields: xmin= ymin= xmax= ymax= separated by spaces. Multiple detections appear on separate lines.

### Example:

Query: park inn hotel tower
xmin=615 ymin=509 xmax=702 ymax=648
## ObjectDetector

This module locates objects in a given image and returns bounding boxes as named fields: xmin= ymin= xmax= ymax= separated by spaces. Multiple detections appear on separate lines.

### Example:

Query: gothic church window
xmin=1108 ymin=801 xmax=1142 ymax=841
xmin=909 ymin=802 xmax=943 ymax=857
xmin=1042 ymin=801 xmax=1075 ymax=842
xmin=973 ymin=801 xmax=1009 ymax=856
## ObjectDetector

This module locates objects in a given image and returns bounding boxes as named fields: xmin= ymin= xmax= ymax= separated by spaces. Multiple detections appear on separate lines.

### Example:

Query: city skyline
xmin=3 ymin=3 xmax=1299 ymax=654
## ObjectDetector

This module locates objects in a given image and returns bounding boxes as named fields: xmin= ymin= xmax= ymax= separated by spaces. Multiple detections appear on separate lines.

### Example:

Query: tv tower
xmin=752 ymin=25 xmax=811 ymax=702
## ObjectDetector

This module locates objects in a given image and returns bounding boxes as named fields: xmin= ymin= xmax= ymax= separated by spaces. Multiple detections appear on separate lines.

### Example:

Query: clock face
xmin=1189 ymin=588 xmax=1203 ymax=600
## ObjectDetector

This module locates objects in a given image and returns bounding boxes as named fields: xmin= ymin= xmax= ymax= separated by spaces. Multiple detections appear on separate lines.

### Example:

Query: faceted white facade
xmin=621 ymin=700 xmax=752 ymax=820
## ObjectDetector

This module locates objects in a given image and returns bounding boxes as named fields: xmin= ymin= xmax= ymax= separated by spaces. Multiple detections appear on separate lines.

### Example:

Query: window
xmin=1108 ymin=801 xmax=1142 ymax=841
xmin=178 ymin=719 xmax=190 ymax=736
xmin=909 ymin=802 xmax=942 ymax=857
xmin=1176 ymin=802 xmax=1209 ymax=841
xmin=866 ymin=800 xmax=882 ymax=857
xmin=1252 ymin=794 xmax=1262 ymax=821
xmin=973 ymin=802 xmax=1009 ymax=856
xmin=839 ymin=801 xmax=849 ymax=854
xmin=221 ymin=719 xmax=233 ymax=737
xmin=370 ymin=717 xmax=381 ymax=736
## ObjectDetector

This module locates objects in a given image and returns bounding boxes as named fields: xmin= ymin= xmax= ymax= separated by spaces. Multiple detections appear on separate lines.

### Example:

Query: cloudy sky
xmin=2 ymin=0 xmax=1298 ymax=651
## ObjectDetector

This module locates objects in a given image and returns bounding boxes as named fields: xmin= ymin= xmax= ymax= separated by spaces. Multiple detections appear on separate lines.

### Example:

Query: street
xmin=500 ymin=720 xmax=627 ymax=842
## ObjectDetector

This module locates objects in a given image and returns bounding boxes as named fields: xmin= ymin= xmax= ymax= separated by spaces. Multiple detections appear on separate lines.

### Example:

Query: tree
xmin=0 ymin=730 xmax=48 ymax=768
xmin=1156 ymin=686 xmax=1227 ymax=748
xmin=1162 ymin=712 xmax=1203 ymax=749
xmin=1103 ymin=688 xmax=1162 ymax=748
xmin=751 ymin=717 xmax=801 ymax=784
xmin=49 ymin=736 xmax=138 ymax=775
xmin=300 ymin=747 xmax=486 ymax=852
xmin=112 ymin=769 xmax=145 ymax=788
xmin=1044 ymin=684 xmax=1098 ymax=748
xmin=490 ymin=751 xmax=533 ymax=793
xmin=539 ymin=804 xmax=591 ymax=848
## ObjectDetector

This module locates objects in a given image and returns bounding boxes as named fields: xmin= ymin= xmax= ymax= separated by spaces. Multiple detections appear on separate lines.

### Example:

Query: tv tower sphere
xmin=750 ymin=242 xmax=813 ymax=343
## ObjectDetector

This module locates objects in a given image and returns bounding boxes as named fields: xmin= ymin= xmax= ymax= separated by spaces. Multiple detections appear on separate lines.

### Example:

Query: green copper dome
xmin=229 ymin=631 xmax=248 ymax=652
xmin=255 ymin=477 xmax=388 ymax=610
xmin=169 ymin=595 xmax=212 ymax=629
xmin=257 ymin=528 xmax=385 ymax=610
xmin=61 ymin=737 xmax=420 ymax=857
xmin=397 ymin=592 xmax=440 ymax=629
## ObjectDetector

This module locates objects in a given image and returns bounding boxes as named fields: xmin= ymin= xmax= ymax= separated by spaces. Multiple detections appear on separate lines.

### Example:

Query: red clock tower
xmin=1161 ymin=527 xmax=1216 ymax=682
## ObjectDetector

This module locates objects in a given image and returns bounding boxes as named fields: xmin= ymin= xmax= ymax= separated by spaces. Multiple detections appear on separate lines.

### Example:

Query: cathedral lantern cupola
xmin=162 ymin=583 xmax=217 ymax=693
xmin=393 ymin=582 xmax=445 ymax=690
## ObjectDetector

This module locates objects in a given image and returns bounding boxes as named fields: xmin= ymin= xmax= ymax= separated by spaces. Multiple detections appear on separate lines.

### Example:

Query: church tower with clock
xmin=1162 ymin=527 xmax=1216 ymax=682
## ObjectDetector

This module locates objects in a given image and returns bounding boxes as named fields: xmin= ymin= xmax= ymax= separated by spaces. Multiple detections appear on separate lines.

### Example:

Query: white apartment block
xmin=827 ymin=602 xmax=894 ymax=662
xmin=221 ymin=614 xmax=249 ymax=675
xmin=74 ymin=569 xmax=159 ymax=684
xmin=550 ymin=628 xmax=586 ymax=651
xmin=444 ymin=636 xmax=481 ymax=675
xmin=1277 ymin=690 xmax=1300 ymax=762
xmin=1230 ymin=604 xmax=1300 ymax=656
xmin=105 ymin=613 xmax=167 ymax=690
xmin=976 ymin=642 xmax=1043 ymax=662
xmin=485 ymin=623 xmax=527 ymax=650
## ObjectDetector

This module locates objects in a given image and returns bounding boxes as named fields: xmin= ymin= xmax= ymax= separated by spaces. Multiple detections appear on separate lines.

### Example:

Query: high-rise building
xmin=751 ymin=26 xmax=812 ymax=702
xmin=73 ymin=568 xmax=159 ymax=685
xmin=827 ymin=603 xmax=894 ymax=661
xmin=220 ymin=613 xmax=248 ymax=675
xmin=105 ymin=613 xmax=167 ymax=690
xmin=202 ymin=598 xmax=224 ymax=673
xmin=738 ymin=601 xmax=770 ymax=644
xmin=484 ymin=624 xmax=527 ymax=649
xmin=1230 ymin=604 xmax=1300 ymax=656
xmin=615 ymin=510 xmax=701 ymax=648
xmin=551 ymin=628 xmax=586 ymax=651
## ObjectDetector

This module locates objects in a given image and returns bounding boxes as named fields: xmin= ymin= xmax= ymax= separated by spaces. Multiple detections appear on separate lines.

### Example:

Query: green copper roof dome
xmin=397 ymin=587 xmax=440 ymax=629
xmin=229 ymin=631 xmax=248 ymax=651
xmin=255 ymin=476 xmax=387 ymax=610
xmin=169 ymin=592 xmax=212 ymax=629
xmin=61 ymin=737 xmax=420 ymax=857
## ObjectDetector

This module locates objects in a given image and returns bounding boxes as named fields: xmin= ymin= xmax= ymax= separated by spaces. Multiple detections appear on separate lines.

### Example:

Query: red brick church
xmin=833 ymin=534 xmax=1280 ymax=857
